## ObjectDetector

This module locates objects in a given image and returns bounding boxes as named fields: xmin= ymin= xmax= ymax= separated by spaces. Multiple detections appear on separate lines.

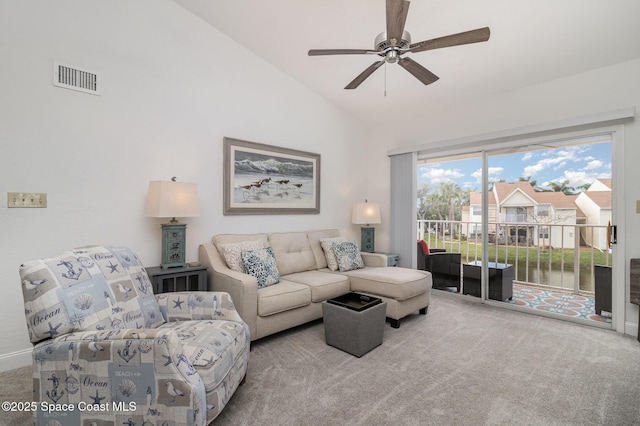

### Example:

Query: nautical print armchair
xmin=20 ymin=245 xmax=249 ymax=425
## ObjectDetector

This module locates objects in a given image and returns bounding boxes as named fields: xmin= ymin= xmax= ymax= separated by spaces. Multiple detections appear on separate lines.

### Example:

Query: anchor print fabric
xmin=20 ymin=245 xmax=164 ymax=343
xmin=32 ymin=327 xmax=207 ymax=425
xmin=21 ymin=246 xmax=250 ymax=425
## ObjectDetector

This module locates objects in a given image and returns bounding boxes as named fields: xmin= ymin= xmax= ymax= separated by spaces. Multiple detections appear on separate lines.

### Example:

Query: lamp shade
xmin=144 ymin=180 xmax=200 ymax=219
xmin=351 ymin=202 xmax=381 ymax=225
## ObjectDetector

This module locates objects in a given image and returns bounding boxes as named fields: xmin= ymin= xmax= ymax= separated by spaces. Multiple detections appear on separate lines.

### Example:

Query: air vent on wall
xmin=53 ymin=61 xmax=101 ymax=95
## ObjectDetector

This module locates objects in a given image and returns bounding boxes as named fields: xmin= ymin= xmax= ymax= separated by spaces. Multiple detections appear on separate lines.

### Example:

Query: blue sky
xmin=417 ymin=141 xmax=611 ymax=192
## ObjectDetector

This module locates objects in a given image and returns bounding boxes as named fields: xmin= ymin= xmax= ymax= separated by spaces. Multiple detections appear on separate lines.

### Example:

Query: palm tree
xmin=548 ymin=180 xmax=576 ymax=195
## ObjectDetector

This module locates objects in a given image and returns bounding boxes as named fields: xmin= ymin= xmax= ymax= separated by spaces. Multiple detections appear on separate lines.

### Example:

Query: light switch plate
xmin=637 ymin=200 xmax=640 ymax=214
xmin=7 ymin=192 xmax=47 ymax=208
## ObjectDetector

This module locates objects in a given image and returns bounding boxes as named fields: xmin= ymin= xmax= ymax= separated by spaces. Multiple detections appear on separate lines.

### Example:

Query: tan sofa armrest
xmin=360 ymin=252 xmax=387 ymax=267
xmin=199 ymin=244 xmax=258 ymax=339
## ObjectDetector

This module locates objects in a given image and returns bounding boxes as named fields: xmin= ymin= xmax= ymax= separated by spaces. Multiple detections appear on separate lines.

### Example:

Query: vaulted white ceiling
xmin=174 ymin=0 xmax=640 ymax=134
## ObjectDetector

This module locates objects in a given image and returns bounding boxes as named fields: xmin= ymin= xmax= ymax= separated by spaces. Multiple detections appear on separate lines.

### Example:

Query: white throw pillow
xmin=219 ymin=239 xmax=264 ymax=273
xmin=320 ymin=237 xmax=347 ymax=271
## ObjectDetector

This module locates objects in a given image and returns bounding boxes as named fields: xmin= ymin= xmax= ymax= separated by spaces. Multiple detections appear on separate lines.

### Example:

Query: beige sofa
xmin=199 ymin=229 xmax=432 ymax=341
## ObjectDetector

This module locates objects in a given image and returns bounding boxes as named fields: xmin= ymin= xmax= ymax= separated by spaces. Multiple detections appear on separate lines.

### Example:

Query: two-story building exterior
xmin=463 ymin=181 xmax=582 ymax=248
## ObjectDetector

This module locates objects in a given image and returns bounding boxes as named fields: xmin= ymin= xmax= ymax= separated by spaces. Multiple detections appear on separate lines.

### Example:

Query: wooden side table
xmin=146 ymin=265 xmax=207 ymax=294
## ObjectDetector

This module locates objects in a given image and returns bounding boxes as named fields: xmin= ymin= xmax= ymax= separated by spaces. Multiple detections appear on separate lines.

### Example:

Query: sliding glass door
xmin=417 ymin=134 xmax=614 ymax=328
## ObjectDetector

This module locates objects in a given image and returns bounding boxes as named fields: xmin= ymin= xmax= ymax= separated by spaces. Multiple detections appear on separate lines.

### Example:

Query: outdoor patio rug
xmin=509 ymin=284 xmax=612 ymax=323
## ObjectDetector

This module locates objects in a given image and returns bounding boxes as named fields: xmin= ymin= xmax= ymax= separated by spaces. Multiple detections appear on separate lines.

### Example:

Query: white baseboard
xmin=0 ymin=348 xmax=32 ymax=372
xmin=624 ymin=321 xmax=639 ymax=339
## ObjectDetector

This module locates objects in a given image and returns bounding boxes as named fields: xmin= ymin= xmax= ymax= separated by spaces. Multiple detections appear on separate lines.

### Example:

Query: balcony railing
xmin=418 ymin=219 xmax=612 ymax=294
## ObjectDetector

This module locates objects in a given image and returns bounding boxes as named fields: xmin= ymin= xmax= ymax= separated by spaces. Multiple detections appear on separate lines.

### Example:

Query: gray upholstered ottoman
xmin=322 ymin=293 xmax=386 ymax=357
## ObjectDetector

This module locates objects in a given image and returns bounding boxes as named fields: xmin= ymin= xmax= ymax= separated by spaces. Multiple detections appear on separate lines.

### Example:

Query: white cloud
xmin=521 ymin=153 xmax=533 ymax=161
xmin=561 ymin=171 xmax=592 ymax=188
xmin=420 ymin=167 xmax=464 ymax=184
xmin=524 ymin=147 xmax=582 ymax=177
xmin=471 ymin=167 xmax=503 ymax=182
xmin=489 ymin=167 xmax=504 ymax=178
xmin=585 ymin=159 xmax=603 ymax=170
xmin=547 ymin=169 xmax=611 ymax=190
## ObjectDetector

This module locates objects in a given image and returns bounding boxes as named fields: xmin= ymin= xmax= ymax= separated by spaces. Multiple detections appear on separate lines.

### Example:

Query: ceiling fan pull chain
xmin=384 ymin=62 xmax=387 ymax=97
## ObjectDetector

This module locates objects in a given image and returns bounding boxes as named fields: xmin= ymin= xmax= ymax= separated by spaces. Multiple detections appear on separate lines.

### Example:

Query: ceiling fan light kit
xmin=308 ymin=0 xmax=490 ymax=90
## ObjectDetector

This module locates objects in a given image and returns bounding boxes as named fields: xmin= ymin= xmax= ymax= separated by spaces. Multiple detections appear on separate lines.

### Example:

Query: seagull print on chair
xmin=117 ymin=282 xmax=133 ymax=299
xmin=23 ymin=278 xmax=47 ymax=295
xmin=88 ymin=338 xmax=105 ymax=358
xmin=166 ymin=381 xmax=185 ymax=403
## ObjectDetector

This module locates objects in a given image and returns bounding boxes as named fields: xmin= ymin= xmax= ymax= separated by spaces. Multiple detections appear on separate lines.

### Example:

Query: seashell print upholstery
xmin=20 ymin=245 xmax=249 ymax=425
xmin=21 ymin=246 xmax=165 ymax=343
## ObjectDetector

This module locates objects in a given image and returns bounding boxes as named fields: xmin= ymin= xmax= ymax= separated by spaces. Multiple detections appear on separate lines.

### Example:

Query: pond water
xmin=513 ymin=262 xmax=595 ymax=292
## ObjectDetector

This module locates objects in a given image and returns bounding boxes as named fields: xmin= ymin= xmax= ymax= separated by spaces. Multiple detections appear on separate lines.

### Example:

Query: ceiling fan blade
xmin=345 ymin=60 xmax=385 ymax=89
xmin=386 ymin=0 xmax=410 ymax=46
xmin=398 ymin=57 xmax=439 ymax=85
xmin=308 ymin=49 xmax=377 ymax=56
xmin=409 ymin=27 xmax=490 ymax=53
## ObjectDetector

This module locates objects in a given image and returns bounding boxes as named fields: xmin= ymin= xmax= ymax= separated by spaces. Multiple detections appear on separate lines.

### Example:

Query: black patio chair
xmin=417 ymin=241 xmax=462 ymax=292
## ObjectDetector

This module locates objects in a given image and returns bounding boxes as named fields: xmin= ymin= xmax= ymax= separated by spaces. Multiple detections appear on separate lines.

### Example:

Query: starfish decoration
xmin=107 ymin=261 xmax=119 ymax=273
xmin=45 ymin=321 xmax=62 ymax=338
xmin=173 ymin=297 xmax=184 ymax=310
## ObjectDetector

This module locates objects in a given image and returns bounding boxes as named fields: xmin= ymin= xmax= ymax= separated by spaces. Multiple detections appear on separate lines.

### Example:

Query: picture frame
xmin=223 ymin=137 xmax=321 ymax=215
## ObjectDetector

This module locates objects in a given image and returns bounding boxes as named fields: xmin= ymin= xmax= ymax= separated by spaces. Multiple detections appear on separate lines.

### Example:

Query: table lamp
xmin=351 ymin=200 xmax=381 ymax=253
xmin=145 ymin=177 xmax=200 ymax=269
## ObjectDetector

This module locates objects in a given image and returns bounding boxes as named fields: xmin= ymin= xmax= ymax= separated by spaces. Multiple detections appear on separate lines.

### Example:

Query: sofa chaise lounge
xmin=199 ymin=229 xmax=432 ymax=341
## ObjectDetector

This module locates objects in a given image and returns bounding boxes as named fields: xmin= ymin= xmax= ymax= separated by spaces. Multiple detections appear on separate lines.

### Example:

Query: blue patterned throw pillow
xmin=333 ymin=241 xmax=364 ymax=272
xmin=241 ymin=247 xmax=281 ymax=288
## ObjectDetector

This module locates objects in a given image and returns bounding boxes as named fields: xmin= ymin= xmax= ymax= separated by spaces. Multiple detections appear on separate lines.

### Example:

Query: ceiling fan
xmin=308 ymin=0 xmax=490 ymax=89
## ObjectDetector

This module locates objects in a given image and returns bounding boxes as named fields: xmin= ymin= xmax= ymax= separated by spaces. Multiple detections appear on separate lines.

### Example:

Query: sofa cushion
xmin=219 ymin=239 xmax=263 ymax=273
xmin=307 ymin=229 xmax=341 ymax=269
xmin=20 ymin=245 xmax=165 ymax=344
xmin=213 ymin=233 xmax=269 ymax=251
xmin=268 ymin=232 xmax=316 ymax=275
xmin=284 ymin=271 xmax=350 ymax=302
xmin=342 ymin=267 xmax=432 ymax=301
xmin=257 ymin=280 xmax=311 ymax=316
xmin=241 ymin=247 xmax=280 ymax=288
xmin=333 ymin=241 xmax=364 ymax=272
xmin=320 ymin=237 xmax=347 ymax=271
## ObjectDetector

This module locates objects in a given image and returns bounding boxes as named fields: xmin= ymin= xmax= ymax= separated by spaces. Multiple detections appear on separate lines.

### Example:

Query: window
xmin=506 ymin=207 xmax=528 ymax=222
xmin=539 ymin=226 xmax=549 ymax=239
xmin=537 ymin=205 xmax=550 ymax=217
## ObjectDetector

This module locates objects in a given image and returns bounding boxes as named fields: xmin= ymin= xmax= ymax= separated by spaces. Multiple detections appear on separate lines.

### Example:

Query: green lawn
xmin=423 ymin=233 xmax=611 ymax=271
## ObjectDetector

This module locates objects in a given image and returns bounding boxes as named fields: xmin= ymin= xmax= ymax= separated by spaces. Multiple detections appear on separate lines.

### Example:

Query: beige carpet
xmin=2 ymin=292 xmax=640 ymax=425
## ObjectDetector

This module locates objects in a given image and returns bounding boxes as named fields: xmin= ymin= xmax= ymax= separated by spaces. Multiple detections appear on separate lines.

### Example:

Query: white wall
xmin=0 ymin=0 xmax=368 ymax=370
xmin=368 ymin=58 xmax=640 ymax=336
